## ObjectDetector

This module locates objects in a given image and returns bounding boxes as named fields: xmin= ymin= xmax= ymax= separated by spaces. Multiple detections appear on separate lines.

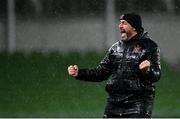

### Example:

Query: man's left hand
xmin=139 ymin=60 xmax=150 ymax=72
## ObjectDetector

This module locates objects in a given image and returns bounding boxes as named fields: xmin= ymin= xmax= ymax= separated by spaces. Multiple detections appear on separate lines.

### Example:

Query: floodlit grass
xmin=153 ymin=59 xmax=180 ymax=117
xmin=0 ymin=52 xmax=180 ymax=117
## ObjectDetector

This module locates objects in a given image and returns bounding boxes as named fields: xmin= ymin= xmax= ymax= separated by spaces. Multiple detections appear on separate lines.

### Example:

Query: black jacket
xmin=75 ymin=32 xmax=161 ymax=116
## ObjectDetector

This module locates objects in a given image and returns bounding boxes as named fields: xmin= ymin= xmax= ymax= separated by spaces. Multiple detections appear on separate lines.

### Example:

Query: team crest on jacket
xmin=133 ymin=45 xmax=141 ymax=53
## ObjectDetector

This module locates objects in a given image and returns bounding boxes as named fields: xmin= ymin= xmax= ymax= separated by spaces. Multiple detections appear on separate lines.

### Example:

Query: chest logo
xmin=133 ymin=45 xmax=141 ymax=53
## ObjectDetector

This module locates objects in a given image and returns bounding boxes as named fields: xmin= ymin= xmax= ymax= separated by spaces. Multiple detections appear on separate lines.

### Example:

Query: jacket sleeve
xmin=141 ymin=47 xmax=161 ymax=82
xmin=75 ymin=51 xmax=112 ymax=82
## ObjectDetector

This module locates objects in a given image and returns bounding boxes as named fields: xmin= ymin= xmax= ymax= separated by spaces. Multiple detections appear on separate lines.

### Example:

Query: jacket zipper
xmin=120 ymin=43 xmax=128 ymax=75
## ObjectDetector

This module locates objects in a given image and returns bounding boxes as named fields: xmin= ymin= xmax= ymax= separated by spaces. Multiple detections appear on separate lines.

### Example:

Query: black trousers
xmin=103 ymin=99 xmax=153 ymax=118
xmin=103 ymin=114 xmax=151 ymax=118
xmin=103 ymin=113 xmax=150 ymax=118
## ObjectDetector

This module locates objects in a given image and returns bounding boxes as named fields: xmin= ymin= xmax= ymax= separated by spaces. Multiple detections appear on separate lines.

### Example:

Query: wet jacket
xmin=75 ymin=32 xmax=161 ymax=117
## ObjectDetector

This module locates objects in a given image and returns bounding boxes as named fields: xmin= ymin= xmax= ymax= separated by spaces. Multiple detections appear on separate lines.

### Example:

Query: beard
xmin=120 ymin=29 xmax=134 ymax=41
xmin=121 ymin=32 xmax=128 ymax=41
xmin=119 ymin=27 xmax=138 ymax=42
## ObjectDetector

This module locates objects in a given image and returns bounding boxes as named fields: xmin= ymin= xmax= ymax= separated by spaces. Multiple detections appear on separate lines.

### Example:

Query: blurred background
xmin=0 ymin=0 xmax=180 ymax=117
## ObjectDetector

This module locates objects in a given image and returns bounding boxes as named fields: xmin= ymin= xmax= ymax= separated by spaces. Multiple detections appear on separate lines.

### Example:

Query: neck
xmin=127 ymin=31 xmax=138 ymax=41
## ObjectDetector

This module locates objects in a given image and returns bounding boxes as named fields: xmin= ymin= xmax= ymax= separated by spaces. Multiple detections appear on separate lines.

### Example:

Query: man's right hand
xmin=67 ymin=65 xmax=79 ymax=77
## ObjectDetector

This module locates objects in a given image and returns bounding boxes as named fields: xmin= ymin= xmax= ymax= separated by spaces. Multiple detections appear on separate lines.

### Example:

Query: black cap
xmin=120 ymin=12 xmax=144 ymax=33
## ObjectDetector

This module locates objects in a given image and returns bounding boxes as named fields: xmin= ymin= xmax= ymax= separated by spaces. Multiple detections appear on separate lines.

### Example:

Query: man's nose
xmin=118 ymin=24 xmax=121 ymax=28
xmin=118 ymin=23 xmax=122 ymax=29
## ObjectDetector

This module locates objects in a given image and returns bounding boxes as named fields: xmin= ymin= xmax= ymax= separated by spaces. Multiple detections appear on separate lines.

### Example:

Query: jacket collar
xmin=121 ymin=31 xmax=149 ymax=44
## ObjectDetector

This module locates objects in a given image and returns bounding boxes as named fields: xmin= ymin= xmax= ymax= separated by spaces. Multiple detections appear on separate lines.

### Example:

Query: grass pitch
xmin=0 ymin=52 xmax=179 ymax=117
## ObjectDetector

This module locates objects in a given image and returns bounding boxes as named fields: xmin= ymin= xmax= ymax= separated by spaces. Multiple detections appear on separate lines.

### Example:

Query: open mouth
xmin=120 ymin=29 xmax=126 ymax=33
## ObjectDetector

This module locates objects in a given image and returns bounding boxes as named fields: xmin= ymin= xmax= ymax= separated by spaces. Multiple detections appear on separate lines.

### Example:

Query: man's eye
xmin=120 ymin=21 xmax=127 ymax=25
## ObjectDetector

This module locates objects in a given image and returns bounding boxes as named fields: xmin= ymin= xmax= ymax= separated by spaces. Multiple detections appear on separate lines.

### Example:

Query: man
xmin=67 ymin=13 xmax=161 ymax=118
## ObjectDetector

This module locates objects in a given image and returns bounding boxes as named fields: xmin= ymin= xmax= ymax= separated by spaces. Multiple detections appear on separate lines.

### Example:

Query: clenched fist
xmin=67 ymin=65 xmax=79 ymax=77
xmin=139 ymin=60 xmax=150 ymax=72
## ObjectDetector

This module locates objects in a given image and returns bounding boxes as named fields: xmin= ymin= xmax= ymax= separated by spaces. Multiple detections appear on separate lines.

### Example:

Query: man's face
xmin=118 ymin=20 xmax=136 ymax=41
